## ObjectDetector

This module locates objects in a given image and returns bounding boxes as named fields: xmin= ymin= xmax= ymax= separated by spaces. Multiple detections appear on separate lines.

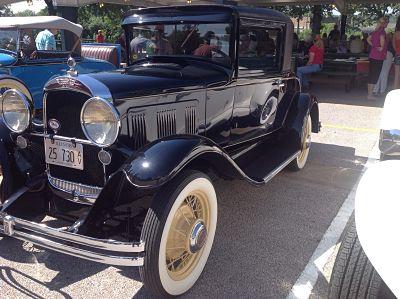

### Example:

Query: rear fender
xmin=283 ymin=92 xmax=319 ymax=148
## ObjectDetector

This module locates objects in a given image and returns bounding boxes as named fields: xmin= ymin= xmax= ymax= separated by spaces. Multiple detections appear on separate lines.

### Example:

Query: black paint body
xmin=1 ymin=5 xmax=319 ymax=242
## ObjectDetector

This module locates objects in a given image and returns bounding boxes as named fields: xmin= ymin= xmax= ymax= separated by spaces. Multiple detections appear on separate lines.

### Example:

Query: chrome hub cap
xmin=299 ymin=117 xmax=311 ymax=162
xmin=165 ymin=191 xmax=210 ymax=281
xmin=189 ymin=220 xmax=207 ymax=253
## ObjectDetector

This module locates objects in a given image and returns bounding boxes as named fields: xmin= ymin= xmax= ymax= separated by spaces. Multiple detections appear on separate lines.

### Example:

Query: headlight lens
xmin=81 ymin=97 xmax=120 ymax=147
xmin=1 ymin=89 xmax=31 ymax=133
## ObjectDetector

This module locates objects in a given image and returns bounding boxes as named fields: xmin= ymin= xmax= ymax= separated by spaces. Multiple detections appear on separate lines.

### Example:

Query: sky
xmin=10 ymin=0 xmax=46 ymax=13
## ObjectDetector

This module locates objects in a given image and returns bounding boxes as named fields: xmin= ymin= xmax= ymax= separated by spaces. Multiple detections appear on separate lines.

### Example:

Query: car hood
xmin=86 ymin=58 xmax=231 ymax=100
xmin=0 ymin=52 xmax=17 ymax=67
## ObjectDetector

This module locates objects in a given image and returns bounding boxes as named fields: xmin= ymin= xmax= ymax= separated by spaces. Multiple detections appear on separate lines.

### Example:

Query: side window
xmin=238 ymin=26 xmax=284 ymax=73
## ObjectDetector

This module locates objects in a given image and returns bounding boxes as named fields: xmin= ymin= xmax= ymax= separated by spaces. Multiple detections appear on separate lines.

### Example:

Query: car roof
xmin=123 ymin=5 xmax=291 ymax=25
xmin=0 ymin=16 xmax=83 ymax=37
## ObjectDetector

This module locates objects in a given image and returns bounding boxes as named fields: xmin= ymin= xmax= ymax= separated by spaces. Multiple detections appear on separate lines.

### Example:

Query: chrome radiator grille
xmin=45 ymin=90 xmax=105 ymax=187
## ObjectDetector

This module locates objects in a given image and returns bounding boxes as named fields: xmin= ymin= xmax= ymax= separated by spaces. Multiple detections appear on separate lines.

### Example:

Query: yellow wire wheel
xmin=140 ymin=171 xmax=218 ymax=297
xmin=290 ymin=115 xmax=312 ymax=171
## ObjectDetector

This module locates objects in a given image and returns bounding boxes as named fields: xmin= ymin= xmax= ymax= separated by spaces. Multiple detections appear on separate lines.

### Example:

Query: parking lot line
xmin=323 ymin=124 xmax=379 ymax=133
xmin=286 ymin=146 xmax=378 ymax=299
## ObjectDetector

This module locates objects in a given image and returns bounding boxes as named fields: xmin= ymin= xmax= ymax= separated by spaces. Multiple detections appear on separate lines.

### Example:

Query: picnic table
xmin=316 ymin=58 xmax=358 ymax=92
xmin=292 ymin=53 xmax=371 ymax=92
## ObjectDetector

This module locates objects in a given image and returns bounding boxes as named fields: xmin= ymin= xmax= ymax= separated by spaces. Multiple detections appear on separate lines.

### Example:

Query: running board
xmin=262 ymin=151 xmax=300 ymax=184
xmin=234 ymin=138 xmax=301 ymax=185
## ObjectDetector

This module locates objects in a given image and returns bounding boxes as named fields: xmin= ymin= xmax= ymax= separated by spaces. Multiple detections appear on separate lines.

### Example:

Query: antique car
xmin=328 ymin=161 xmax=398 ymax=299
xmin=0 ymin=16 xmax=116 ymax=109
xmin=0 ymin=5 xmax=319 ymax=297
xmin=379 ymin=89 xmax=400 ymax=160
xmin=328 ymin=91 xmax=399 ymax=299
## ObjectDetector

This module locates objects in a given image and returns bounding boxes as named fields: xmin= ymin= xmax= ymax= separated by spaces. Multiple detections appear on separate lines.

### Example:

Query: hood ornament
xmin=67 ymin=56 xmax=78 ymax=76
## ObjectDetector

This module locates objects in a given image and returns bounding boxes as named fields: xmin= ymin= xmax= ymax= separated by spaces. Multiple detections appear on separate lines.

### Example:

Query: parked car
xmin=0 ymin=16 xmax=116 ymax=110
xmin=329 ymin=90 xmax=399 ymax=299
xmin=379 ymin=89 xmax=400 ymax=160
xmin=328 ymin=161 xmax=398 ymax=299
xmin=0 ymin=5 xmax=320 ymax=297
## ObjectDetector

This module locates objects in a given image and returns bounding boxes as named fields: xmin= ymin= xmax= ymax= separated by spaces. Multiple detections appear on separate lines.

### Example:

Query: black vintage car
xmin=0 ymin=5 xmax=319 ymax=297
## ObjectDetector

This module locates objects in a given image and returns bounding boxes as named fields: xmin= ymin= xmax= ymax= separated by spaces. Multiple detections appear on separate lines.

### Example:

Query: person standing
xmin=393 ymin=16 xmax=400 ymax=89
xmin=296 ymin=34 xmax=324 ymax=91
xmin=374 ymin=32 xmax=395 ymax=95
xmin=328 ymin=25 xmax=341 ymax=43
xmin=96 ymin=30 xmax=105 ymax=43
xmin=35 ymin=28 xmax=57 ymax=50
xmin=367 ymin=17 xmax=388 ymax=100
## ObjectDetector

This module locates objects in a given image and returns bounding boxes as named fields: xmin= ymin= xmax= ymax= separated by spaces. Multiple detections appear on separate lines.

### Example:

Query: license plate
xmin=45 ymin=138 xmax=84 ymax=170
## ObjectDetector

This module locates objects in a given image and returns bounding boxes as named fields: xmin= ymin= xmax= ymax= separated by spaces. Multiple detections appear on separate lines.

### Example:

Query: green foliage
xmin=78 ymin=4 xmax=134 ymax=42
xmin=13 ymin=9 xmax=36 ymax=17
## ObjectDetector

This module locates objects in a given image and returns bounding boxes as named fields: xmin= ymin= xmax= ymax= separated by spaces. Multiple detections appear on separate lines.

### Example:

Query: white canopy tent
xmin=3 ymin=0 xmax=400 ymax=12
xmin=0 ymin=16 xmax=83 ymax=36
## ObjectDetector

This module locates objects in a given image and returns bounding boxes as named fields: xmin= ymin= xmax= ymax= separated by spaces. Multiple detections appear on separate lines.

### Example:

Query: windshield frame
xmin=123 ymin=21 xmax=235 ymax=69
xmin=0 ymin=28 xmax=20 ymax=55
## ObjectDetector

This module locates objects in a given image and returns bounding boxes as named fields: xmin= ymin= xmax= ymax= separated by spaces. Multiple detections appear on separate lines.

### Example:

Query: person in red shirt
xmin=96 ymin=30 xmax=105 ymax=43
xmin=296 ymin=34 xmax=325 ymax=90
xmin=194 ymin=31 xmax=219 ymax=58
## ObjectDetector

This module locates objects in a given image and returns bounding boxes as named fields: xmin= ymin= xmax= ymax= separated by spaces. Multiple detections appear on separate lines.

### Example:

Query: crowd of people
xmin=295 ymin=16 xmax=400 ymax=99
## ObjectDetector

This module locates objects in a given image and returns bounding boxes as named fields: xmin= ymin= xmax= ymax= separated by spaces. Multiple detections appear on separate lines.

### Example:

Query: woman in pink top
xmin=367 ymin=17 xmax=388 ymax=100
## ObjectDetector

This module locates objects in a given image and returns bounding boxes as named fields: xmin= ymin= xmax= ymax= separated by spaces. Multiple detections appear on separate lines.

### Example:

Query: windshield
xmin=0 ymin=29 xmax=18 ymax=53
xmin=126 ymin=23 xmax=232 ymax=67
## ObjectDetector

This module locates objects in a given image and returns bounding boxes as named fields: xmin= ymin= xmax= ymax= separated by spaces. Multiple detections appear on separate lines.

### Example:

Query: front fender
xmin=122 ymin=135 xmax=236 ymax=188
xmin=79 ymin=135 xmax=251 ymax=239
xmin=355 ymin=160 xmax=400 ymax=297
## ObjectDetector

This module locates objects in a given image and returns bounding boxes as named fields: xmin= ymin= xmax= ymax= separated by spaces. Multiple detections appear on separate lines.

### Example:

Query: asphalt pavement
xmin=0 ymin=85 xmax=383 ymax=298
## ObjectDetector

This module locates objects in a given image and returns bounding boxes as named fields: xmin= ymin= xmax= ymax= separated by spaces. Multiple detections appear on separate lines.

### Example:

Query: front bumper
xmin=0 ymin=212 xmax=145 ymax=267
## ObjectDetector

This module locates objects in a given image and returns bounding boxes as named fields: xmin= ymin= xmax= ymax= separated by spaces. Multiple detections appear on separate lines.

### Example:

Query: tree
xmin=0 ymin=5 xmax=12 ymax=17
xmin=43 ymin=0 xmax=56 ymax=15
xmin=14 ymin=9 xmax=36 ymax=17
xmin=78 ymin=3 xmax=135 ymax=42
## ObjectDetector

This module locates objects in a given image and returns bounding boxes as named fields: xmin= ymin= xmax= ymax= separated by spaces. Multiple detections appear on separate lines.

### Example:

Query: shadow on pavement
xmin=0 ymin=142 xmax=366 ymax=298
xmin=0 ymin=266 xmax=72 ymax=299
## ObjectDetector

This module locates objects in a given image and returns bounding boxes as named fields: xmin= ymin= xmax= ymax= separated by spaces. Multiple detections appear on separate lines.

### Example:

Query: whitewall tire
xmin=140 ymin=170 xmax=218 ymax=297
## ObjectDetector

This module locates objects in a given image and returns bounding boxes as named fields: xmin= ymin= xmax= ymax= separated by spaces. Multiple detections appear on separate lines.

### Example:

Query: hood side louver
xmin=185 ymin=106 xmax=198 ymax=135
xmin=157 ymin=109 xmax=177 ymax=138
xmin=127 ymin=111 xmax=147 ymax=150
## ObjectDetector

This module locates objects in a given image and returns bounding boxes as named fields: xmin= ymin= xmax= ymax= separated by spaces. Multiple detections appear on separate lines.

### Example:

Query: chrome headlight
xmin=80 ymin=97 xmax=120 ymax=147
xmin=1 ymin=89 xmax=31 ymax=133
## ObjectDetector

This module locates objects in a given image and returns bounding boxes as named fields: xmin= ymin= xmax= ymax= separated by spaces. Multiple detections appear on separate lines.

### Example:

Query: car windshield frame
xmin=124 ymin=21 xmax=235 ymax=69
xmin=0 ymin=28 xmax=19 ymax=54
